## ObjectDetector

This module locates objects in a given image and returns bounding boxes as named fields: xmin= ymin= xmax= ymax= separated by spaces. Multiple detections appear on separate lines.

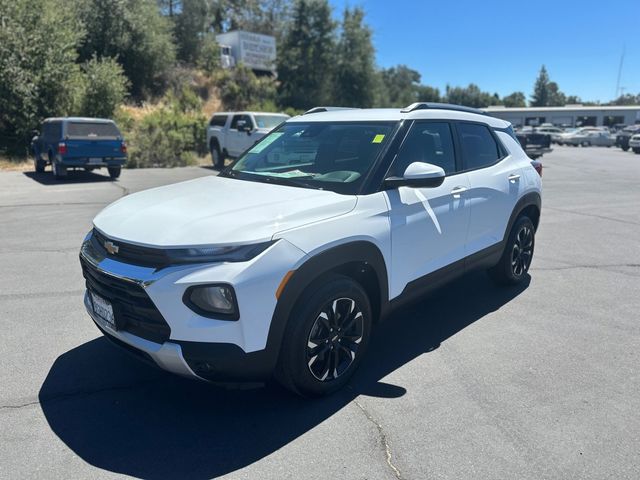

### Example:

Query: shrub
xmin=127 ymin=107 xmax=206 ymax=168
xmin=214 ymin=64 xmax=277 ymax=110
xmin=80 ymin=56 xmax=129 ymax=118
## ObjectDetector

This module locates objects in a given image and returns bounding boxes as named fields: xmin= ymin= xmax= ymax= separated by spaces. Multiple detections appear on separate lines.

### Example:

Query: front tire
xmin=34 ymin=155 xmax=45 ymax=173
xmin=276 ymin=275 xmax=372 ymax=397
xmin=622 ymin=145 xmax=630 ymax=152
xmin=633 ymin=148 xmax=640 ymax=154
xmin=210 ymin=142 xmax=224 ymax=168
xmin=488 ymin=216 xmax=535 ymax=285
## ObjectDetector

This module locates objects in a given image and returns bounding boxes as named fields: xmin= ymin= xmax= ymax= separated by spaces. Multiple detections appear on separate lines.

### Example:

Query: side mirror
xmin=236 ymin=120 xmax=252 ymax=134
xmin=384 ymin=162 xmax=446 ymax=189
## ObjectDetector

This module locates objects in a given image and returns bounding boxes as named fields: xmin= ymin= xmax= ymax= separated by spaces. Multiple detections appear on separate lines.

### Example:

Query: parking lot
xmin=1 ymin=146 xmax=639 ymax=479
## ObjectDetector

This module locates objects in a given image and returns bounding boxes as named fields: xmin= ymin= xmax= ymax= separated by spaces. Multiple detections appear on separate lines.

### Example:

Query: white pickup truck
xmin=206 ymin=111 xmax=290 ymax=167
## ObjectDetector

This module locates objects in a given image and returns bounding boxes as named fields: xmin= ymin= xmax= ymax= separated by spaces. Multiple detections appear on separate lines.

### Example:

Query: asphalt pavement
xmin=1 ymin=147 xmax=639 ymax=479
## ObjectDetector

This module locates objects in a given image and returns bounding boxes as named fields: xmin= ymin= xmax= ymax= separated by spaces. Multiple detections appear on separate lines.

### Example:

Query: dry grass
xmin=0 ymin=156 xmax=31 ymax=172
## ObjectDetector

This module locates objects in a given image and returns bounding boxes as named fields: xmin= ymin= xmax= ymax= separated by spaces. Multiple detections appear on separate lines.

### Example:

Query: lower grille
xmin=81 ymin=256 xmax=171 ymax=344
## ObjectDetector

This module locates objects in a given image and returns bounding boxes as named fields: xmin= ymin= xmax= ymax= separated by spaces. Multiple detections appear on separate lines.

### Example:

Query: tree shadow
xmin=39 ymin=271 xmax=529 ymax=479
xmin=23 ymin=170 xmax=114 ymax=185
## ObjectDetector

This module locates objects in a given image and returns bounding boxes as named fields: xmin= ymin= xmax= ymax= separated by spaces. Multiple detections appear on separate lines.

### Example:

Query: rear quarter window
xmin=209 ymin=115 xmax=228 ymax=127
xmin=66 ymin=122 xmax=120 ymax=138
xmin=458 ymin=123 xmax=502 ymax=170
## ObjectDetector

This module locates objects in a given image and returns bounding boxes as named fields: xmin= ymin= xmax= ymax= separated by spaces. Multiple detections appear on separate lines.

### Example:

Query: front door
xmin=386 ymin=121 xmax=471 ymax=299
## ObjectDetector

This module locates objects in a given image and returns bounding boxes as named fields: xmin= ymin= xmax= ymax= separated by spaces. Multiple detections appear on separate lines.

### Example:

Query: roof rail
xmin=401 ymin=102 xmax=490 ymax=116
xmin=303 ymin=106 xmax=359 ymax=115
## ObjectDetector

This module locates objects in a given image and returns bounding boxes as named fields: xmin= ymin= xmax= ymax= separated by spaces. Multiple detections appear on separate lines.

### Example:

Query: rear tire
xmin=275 ymin=274 xmax=372 ymax=397
xmin=108 ymin=166 xmax=121 ymax=179
xmin=34 ymin=155 xmax=45 ymax=173
xmin=488 ymin=216 xmax=535 ymax=286
xmin=51 ymin=158 xmax=67 ymax=180
xmin=622 ymin=145 xmax=630 ymax=152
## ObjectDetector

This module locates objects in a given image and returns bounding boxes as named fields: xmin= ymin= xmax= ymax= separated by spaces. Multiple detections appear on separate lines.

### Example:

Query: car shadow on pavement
xmin=39 ymin=271 xmax=529 ymax=479
xmin=23 ymin=170 xmax=114 ymax=185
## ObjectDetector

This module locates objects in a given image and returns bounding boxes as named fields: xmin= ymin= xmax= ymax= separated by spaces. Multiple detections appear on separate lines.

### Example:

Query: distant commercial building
xmin=485 ymin=105 xmax=640 ymax=128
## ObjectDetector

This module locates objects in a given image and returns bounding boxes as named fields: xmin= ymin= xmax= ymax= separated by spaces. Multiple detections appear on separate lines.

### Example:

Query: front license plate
xmin=88 ymin=157 xmax=102 ymax=164
xmin=91 ymin=292 xmax=116 ymax=329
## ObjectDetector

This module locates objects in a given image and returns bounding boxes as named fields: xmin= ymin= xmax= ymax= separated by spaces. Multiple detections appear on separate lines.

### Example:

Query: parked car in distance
xmin=629 ymin=134 xmax=640 ymax=153
xmin=31 ymin=117 xmax=127 ymax=180
xmin=616 ymin=125 xmax=640 ymax=151
xmin=534 ymin=126 xmax=564 ymax=143
xmin=557 ymin=127 xmax=600 ymax=145
xmin=81 ymin=102 xmax=542 ymax=397
xmin=515 ymin=129 xmax=552 ymax=159
xmin=206 ymin=111 xmax=290 ymax=167
xmin=562 ymin=130 xmax=615 ymax=147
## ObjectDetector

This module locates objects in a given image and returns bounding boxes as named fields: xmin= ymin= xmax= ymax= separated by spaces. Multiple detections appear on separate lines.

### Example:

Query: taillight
xmin=120 ymin=142 xmax=127 ymax=154
xmin=57 ymin=143 xmax=67 ymax=155
xmin=531 ymin=160 xmax=543 ymax=177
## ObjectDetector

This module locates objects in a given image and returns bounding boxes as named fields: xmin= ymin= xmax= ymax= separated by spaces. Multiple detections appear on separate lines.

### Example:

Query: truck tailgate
xmin=65 ymin=139 xmax=123 ymax=159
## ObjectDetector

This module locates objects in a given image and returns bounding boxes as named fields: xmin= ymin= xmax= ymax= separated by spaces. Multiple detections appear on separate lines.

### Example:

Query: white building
xmin=485 ymin=105 xmax=640 ymax=128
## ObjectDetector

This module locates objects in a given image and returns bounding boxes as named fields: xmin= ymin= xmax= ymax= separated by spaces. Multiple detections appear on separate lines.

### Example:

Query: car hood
xmin=93 ymin=175 xmax=357 ymax=247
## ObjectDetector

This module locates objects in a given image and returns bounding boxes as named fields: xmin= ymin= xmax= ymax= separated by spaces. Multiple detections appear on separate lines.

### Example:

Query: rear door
xmin=456 ymin=122 xmax=522 ymax=255
xmin=64 ymin=121 xmax=123 ymax=159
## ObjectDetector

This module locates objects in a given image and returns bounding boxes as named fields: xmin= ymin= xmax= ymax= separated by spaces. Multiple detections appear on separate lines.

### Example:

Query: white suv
xmin=80 ymin=103 xmax=542 ymax=396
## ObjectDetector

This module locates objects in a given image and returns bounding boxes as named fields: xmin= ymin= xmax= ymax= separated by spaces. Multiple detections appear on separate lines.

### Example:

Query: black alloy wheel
xmin=511 ymin=224 xmax=534 ymax=278
xmin=306 ymin=297 xmax=364 ymax=382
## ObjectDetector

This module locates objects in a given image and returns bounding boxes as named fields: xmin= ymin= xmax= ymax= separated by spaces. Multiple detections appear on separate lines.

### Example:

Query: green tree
xmin=333 ymin=7 xmax=376 ymax=108
xmin=215 ymin=64 xmax=277 ymax=110
xmin=531 ymin=65 xmax=557 ymax=107
xmin=415 ymin=85 xmax=441 ymax=103
xmin=174 ymin=0 xmax=209 ymax=64
xmin=566 ymin=95 xmax=582 ymax=104
xmin=378 ymin=65 xmax=421 ymax=107
xmin=547 ymin=81 xmax=566 ymax=106
xmin=503 ymin=91 xmax=526 ymax=107
xmin=445 ymin=84 xmax=499 ymax=108
xmin=277 ymin=0 xmax=336 ymax=110
xmin=0 ymin=0 xmax=84 ymax=153
xmin=75 ymin=0 xmax=175 ymax=99
xmin=80 ymin=56 xmax=129 ymax=118
xmin=610 ymin=93 xmax=639 ymax=105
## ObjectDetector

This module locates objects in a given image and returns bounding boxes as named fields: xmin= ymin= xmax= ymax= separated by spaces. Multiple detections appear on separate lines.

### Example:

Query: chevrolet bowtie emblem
xmin=104 ymin=240 xmax=119 ymax=255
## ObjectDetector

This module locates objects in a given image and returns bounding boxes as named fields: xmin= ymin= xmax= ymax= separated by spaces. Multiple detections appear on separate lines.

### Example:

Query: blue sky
xmin=329 ymin=0 xmax=640 ymax=103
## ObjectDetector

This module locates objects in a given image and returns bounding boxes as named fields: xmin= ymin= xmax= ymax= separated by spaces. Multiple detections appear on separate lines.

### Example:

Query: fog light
xmin=184 ymin=284 xmax=239 ymax=320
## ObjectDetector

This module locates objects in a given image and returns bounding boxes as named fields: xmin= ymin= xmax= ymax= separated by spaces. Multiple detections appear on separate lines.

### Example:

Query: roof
xmin=486 ymin=105 xmax=640 ymax=113
xmin=210 ymin=111 xmax=290 ymax=117
xmin=287 ymin=105 xmax=510 ymax=128
xmin=43 ymin=117 xmax=115 ymax=123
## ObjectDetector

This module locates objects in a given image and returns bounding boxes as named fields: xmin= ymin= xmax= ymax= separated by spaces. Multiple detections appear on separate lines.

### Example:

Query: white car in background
xmin=629 ymin=134 xmax=640 ymax=153
xmin=562 ymin=130 xmax=615 ymax=147
xmin=206 ymin=111 xmax=290 ymax=167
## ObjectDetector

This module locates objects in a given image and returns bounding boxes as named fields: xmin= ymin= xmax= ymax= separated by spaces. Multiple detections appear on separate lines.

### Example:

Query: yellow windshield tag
xmin=372 ymin=134 xmax=385 ymax=144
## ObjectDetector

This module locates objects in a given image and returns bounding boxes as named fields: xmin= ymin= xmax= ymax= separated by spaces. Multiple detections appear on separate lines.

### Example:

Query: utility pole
xmin=615 ymin=45 xmax=625 ymax=99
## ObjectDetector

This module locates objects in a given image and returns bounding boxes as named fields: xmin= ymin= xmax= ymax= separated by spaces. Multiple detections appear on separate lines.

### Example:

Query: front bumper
xmin=628 ymin=140 xmax=640 ymax=148
xmin=85 ymin=291 xmax=200 ymax=379
xmin=80 ymin=232 xmax=307 ymax=381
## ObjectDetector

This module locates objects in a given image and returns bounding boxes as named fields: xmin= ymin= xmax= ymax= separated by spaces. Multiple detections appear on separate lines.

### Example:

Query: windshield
xmin=253 ymin=115 xmax=290 ymax=129
xmin=67 ymin=122 xmax=120 ymax=138
xmin=224 ymin=121 xmax=396 ymax=194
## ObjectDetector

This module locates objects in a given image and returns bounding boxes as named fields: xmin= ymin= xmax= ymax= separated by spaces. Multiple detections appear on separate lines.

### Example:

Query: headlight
xmin=166 ymin=241 xmax=275 ymax=264
xmin=183 ymin=284 xmax=239 ymax=320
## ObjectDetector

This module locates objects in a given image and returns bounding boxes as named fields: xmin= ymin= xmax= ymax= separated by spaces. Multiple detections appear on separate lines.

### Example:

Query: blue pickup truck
xmin=32 ymin=117 xmax=127 ymax=180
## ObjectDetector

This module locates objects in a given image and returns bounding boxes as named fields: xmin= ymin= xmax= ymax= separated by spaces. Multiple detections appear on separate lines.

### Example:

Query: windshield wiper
xmin=259 ymin=175 xmax=321 ymax=190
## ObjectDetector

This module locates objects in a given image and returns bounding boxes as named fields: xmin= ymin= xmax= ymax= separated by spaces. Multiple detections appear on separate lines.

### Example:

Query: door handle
xmin=508 ymin=173 xmax=521 ymax=182
xmin=451 ymin=186 xmax=467 ymax=198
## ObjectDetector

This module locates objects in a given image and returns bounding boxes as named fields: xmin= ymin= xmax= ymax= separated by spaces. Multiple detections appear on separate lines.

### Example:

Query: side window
xmin=209 ymin=115 xmax=227 ymax=127
xmin=41 ymin=123 xmax=50 ymax=140
xmin=392 ymin=122 xmax=456 ymax=176
xmin=52 ymin=122 xmax=62 ymax=140
xmin=230 ymin=115 xmax=251 ymax=130
xmin=457 ymin=123 xmax=501 ymax=170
